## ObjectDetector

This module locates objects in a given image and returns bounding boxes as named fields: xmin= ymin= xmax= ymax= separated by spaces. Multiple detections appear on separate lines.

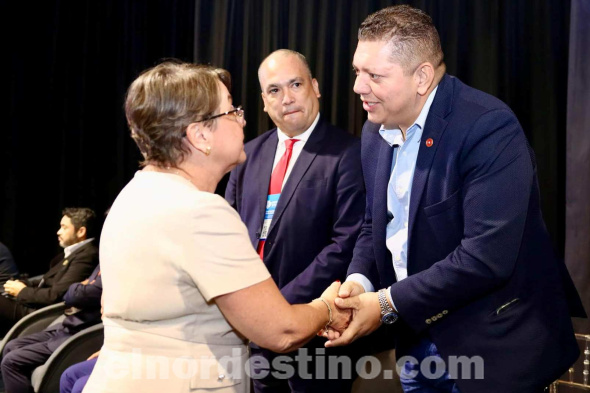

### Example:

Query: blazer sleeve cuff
xmin=16 ymin=287 xmax=32 ymax=302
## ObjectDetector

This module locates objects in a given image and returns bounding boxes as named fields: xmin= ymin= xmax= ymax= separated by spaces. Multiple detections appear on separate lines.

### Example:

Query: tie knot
xmin=285 ymin=139 xmax=299 ymax=150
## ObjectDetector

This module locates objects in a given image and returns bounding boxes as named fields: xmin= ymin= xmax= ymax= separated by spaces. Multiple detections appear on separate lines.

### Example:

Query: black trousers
xmin=1 ymin=329 xmax=71 ymax=393
xmin=0 ymin=295 xmax=37 ymax=337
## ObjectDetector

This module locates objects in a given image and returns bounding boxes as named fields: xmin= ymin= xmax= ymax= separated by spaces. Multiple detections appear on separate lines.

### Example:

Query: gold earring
xmin=205 ymin=146 xmax=211 ymax=156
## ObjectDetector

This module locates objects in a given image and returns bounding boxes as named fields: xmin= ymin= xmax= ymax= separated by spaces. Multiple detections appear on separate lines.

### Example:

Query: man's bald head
xmin=258 ymin=50 xmax=313 ymax=87
xmin=258 ymin=49 xmax=321 ymax=137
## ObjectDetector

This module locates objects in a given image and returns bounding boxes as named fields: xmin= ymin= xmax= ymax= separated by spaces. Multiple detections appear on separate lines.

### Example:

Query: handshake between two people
xmin=317 ymin=281 xmax=385 ymax=348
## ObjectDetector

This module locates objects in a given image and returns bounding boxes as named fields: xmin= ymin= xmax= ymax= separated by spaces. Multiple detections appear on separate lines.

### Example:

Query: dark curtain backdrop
xmin=566 ymin=0 xmax=590 ymax=335
xmin=2 ymin=0 xmax=573 ymax=280
xmin=2 ymin=0 xmax=196 ymax=275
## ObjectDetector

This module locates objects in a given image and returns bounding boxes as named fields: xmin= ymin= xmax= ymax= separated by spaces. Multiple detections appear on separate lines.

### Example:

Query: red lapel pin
xmin=425 ymin=138 xmax=434 ymax=147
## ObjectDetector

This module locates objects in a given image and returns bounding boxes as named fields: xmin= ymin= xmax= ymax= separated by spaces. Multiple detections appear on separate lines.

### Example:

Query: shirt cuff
xmin=346 ymin=274 xmax=374 ymax=293
xmin=386 ymin=286 xmax=398 ymax=313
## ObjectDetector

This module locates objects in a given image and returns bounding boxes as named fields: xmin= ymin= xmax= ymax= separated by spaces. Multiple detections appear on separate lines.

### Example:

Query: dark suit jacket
xmin=226 ymin=115 xmax=365 ymax=305
xmin=17 ymin=241 xmax=99 ymax=307
xmin=61 ymin=264 xmax=102 ymax=332
xmin=348 ymin=74 xmax=586 ymax=393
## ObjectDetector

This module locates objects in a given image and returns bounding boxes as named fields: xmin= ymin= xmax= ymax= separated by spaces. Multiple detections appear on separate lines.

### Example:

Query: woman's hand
xmin=319 ymin=280 xmax=366 ymax=340
xmin=324 ymin=291 xmax=382 ymax=347
xmin=319 ymin=281 xmax=352 ymax=335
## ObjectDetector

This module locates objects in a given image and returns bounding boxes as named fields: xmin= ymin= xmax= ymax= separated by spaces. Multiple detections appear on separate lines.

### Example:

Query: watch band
xmin=378 ymin=288 xmax=399 ymax=325
xmin=378 ymin=288 xmax=394 ymax=315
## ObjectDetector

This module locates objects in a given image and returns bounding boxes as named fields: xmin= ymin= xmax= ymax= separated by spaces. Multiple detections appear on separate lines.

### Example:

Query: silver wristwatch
xmin=378 ymin=289 xmax=399 ymax=325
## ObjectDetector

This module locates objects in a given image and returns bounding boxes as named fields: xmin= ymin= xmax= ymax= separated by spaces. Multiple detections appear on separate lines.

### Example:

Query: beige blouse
xmin=83 ymin=171 xmax=270 ymax=393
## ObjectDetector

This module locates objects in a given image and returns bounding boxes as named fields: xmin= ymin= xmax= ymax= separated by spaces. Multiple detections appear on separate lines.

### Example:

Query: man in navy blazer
xmin=225 ymin=49 xmax=365 ymax=392
xmin=324 ymin=5 xmax=586 ymax=393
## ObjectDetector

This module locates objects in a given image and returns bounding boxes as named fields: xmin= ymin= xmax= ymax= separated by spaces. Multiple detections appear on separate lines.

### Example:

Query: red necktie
xmin=257 ymin=138 xmax=299 ymax=259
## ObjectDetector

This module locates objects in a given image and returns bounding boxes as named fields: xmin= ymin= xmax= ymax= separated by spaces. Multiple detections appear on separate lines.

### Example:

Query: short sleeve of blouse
xmin=185 ymin=195 xmax=270 ymax=301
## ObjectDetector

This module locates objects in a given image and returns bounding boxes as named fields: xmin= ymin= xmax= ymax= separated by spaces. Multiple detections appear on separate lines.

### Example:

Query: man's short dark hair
xmin=62 ymin=208 xmax=97 ymax=238
xmin=359 ymin=5 xmax=444 ymax=74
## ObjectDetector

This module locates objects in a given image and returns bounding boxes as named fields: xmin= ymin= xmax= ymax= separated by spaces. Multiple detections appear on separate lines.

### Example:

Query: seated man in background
xmin=0 ymin=207 xmax=99 ymax=335
xmin=0 ymin=242 xmax=19 ymax=288
xmin=1 ymin=265 xmax=102 ymax=393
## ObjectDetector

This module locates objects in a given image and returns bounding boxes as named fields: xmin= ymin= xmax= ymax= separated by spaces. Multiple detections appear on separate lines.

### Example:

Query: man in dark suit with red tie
xmin=225 ymin=49 xmax=365 ymax=392
xmin=0 ymin=208 xmax=99 ymax=335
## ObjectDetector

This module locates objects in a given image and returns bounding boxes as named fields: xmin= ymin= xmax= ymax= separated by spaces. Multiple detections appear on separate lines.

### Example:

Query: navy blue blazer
xmin=348 ymin=74 xmax=585 ymax=392
xmin=226 ymin=116 xmax=365 ymax=304
xmin=61 ymin=264 xmax=102 ymax=332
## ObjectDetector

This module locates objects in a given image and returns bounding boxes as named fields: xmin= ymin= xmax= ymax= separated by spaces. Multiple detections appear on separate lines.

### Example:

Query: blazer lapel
xmin=40 ymin=243 xmax=89 ymax=284
xmin=41 ymin=261 xmax=63 ymax=281
xmin=407 ymin=75 xmax=453 ymax=255
xmin=267 ymin=118 xmax=328 ymax=237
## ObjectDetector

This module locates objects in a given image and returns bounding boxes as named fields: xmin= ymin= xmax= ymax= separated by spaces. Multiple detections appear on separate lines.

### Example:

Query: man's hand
xmin=324 ymin=291 xmax=382 ymax=347
xmin=338 ymin=280 xmax=366 ymax=299
xmin=80 ymin=279 xmax=90 ymax=285
xmin=317 ymin=281 xmax=352 ymax=334
xmin=4 ymin=280 xmax=27 ymax=297
xmin=319 ymin=280 xmax=366 ymax=340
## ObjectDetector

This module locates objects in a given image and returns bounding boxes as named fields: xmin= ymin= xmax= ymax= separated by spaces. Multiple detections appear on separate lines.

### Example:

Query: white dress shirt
xmin=347 ymin=86 xmax=439 ymax=308
xmin=272 ymin=113 xmax=320 ymax=188
xmin=64 ymin=237 xmax=95 ymax=259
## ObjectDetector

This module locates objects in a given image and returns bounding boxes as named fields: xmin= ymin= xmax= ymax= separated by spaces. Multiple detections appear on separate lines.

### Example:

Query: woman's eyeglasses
xmin=198 ymin=106 xmax=245 ymax=123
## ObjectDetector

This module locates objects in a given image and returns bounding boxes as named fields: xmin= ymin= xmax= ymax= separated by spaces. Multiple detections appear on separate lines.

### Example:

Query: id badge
xmin=260 ymin=194 xmax=280 ymax=240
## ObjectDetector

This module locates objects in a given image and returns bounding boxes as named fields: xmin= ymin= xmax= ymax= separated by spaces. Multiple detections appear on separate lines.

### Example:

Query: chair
xmin=550 ymin=333 xmax=590 ymax=392
xmin=0 ymin=302 xmax=66 ymax=356
xmin=31 ymin=323 xmax=103 ymax=393
xmin=0 ymin=302 xmax=103 ymax=393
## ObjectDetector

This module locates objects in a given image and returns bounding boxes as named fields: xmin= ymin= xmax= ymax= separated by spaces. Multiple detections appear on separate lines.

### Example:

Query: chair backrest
xmin=31 ymin=323 xmax=104 ymax=393
xmin=550 ymin=333 xmax=590 ymax=392
xmin=0 ymin=302 xmax=66 ymax=357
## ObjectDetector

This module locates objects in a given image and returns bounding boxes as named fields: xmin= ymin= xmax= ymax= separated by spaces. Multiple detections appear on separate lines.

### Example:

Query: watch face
xmin=382 ymin=312 xmax=398 ymax=325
